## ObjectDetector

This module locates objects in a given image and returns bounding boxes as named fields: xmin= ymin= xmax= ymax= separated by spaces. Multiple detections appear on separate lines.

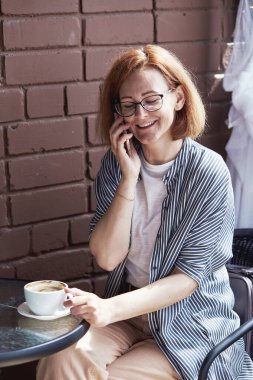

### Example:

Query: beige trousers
xmin=36 ymin=315 xmax=181 ymax=380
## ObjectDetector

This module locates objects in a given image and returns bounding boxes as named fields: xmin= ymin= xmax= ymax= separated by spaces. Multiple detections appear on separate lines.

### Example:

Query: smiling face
xmin=119 ymin=67 xmax=185 ymax=150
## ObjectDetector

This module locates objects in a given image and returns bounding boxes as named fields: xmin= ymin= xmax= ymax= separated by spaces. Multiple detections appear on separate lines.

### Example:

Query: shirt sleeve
xmin=89 ymin=149 xmax=121 ymax=236
xmin=175 ymin=160 xmax=235 ymax=285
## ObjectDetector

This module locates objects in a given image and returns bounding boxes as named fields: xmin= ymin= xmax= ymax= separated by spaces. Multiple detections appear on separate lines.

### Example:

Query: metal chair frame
xmin=198 ymin=229 xmax=253 ymax=379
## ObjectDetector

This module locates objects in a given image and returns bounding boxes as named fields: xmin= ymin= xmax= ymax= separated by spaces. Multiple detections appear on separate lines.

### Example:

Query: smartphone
xmin=114 ymin=114 xmax=131 ymax=156
xmin=124 ymin=130 xmax=131 ymax=156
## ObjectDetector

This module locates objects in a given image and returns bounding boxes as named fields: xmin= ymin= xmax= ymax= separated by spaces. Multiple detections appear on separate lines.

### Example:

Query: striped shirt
xmin=90 ymin=138 xmax=253 ymax=379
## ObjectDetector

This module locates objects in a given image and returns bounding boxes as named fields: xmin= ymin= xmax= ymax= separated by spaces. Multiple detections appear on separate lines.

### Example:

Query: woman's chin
xmin=134 ymin=131 xmax=158 ymax=145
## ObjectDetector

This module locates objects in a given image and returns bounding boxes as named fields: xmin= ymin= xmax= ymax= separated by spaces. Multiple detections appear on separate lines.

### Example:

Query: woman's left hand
xmin=64 ymin=288 xmax=112 ymax=327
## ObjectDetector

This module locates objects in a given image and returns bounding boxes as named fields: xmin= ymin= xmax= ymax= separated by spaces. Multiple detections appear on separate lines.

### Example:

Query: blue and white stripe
xmin=90 ymin=138 xmax=253 ymax=379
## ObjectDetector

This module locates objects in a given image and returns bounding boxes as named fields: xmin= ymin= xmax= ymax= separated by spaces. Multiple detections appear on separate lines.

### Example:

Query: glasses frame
xmin=113 ymin=89 xmax=174 ymax=117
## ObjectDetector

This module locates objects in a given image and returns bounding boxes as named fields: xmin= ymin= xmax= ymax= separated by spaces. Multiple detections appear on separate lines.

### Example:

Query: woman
xmin=37 ymin=45 xmax=253 ymax=379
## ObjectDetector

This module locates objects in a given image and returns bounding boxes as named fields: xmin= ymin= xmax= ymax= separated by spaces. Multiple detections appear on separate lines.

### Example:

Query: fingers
xmin=110 ymin=117 xmax=131 ymax=142
xmin=68 ymin=297 xmax=99 ymax=323
xmin=64 ymin=287 xmax=84 ymax=297
xmin=63 ymin=288 xmax=87 ymax=308
xmin=110 ymin=125 xmax=134 ymax=158
xmin=70 ymin=304 xmax=106 ymax=327
xmin=64 ymin=290 xmax=97 ymax=309
xmin=64 ymin=293 xmax=110 ymax=327
xmin=110 ymin=115 xmax=124 ymax=133
xmin=70 ymin=304 xmax=94 ymax=316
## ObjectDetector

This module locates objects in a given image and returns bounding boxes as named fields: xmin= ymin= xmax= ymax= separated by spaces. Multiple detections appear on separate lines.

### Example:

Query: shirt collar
xmin=134 ymin=137 xmax=193 ymax=184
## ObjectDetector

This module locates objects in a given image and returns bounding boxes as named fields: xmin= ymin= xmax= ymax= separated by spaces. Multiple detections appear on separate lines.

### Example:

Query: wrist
xmin=119 ymin=177 xmax=137 ymax=193
xmin=120 ymin=174 xmax=139 ymax=187
xmin=105 ymin=297 xmax=118 ymax=325
xmin=106 ymin=293 xmax=136 ymax=324
xmin=116 ymin=191 xmax=134 ymax=202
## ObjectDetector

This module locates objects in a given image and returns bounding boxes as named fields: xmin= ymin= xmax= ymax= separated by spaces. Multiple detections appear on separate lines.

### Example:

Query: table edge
xmin=0 ymin=321 xmax=89 ymax=368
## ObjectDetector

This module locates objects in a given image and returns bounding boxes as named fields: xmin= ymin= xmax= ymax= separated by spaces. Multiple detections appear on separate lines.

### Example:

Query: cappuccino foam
xmin=26 ymin=280 xmax=65 ymax=293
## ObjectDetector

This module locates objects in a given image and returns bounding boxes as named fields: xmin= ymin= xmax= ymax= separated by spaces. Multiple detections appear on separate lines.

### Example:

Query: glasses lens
xmin=114 ymin=94 xmax=164 ymax=117
xmin=142 ymin=95 xmax=162 ymax=111
xmin=116 ymin=102 xmax=136 ymax=117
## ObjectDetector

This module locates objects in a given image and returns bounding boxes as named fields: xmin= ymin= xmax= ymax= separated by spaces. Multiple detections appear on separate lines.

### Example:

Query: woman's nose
xmin=134 ymin=103 xmax=148 ymax=117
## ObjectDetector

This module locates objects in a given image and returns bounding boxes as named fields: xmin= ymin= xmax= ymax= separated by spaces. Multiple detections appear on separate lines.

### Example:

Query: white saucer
xmin=17 ymin=302 xmax=70 ymax=320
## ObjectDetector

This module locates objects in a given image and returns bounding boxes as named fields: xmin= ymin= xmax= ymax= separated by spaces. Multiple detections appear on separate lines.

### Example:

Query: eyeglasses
xmin=113 ymin=89 xmax=174 ymax=117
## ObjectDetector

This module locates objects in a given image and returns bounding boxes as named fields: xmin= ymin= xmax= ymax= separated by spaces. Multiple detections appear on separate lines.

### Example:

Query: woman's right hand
xmin=109 ymin=116 xmax=141 ymax=182
xmin=89 ymin=116 xmax=139 ymax=269
xmin=64 ymin=288 xmax=113 ymax=327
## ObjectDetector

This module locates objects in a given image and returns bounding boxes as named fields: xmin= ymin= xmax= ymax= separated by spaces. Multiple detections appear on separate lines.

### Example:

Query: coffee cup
xmin=24 ymin=280 xmax=68 ymax=316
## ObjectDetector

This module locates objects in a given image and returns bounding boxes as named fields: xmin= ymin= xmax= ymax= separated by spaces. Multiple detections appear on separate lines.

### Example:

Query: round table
xmin=0 ymin=279 xmax=89 ymax=368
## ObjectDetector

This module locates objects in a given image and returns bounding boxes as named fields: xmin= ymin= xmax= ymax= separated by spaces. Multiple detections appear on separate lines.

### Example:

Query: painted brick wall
xmin=0 ymin=0 xmax=237 ymax=296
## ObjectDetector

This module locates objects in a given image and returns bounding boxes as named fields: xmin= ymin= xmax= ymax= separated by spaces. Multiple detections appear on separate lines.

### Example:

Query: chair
xmin=231 ymin=229 xmax=253 ymax=267
xmin=198 ymin=229 xmax=253 ymax=379
xmin=198 ymin=318 xmax=253 ymax=380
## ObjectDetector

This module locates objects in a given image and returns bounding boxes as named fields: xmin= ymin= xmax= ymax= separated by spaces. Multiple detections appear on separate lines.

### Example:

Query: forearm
xmin=89 ymin=178 xmax=137 ymax=271
xmin=107 ymin=267 xmax=198 ymax=323
xmin=66 ymin=269 xmax=198 ymax=328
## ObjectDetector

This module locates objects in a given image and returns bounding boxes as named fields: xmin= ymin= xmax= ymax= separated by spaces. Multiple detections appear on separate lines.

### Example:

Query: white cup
xmin=24 ymin=280 xmax=68 ymax=316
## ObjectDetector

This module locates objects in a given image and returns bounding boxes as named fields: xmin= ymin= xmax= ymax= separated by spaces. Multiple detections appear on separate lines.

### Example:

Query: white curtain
xmin=223 ymin=0 xmax=253 ymax=228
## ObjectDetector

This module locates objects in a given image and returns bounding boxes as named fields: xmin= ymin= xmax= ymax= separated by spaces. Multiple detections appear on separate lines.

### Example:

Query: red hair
xmin=97 ymin=45 xmax=206 ymax=144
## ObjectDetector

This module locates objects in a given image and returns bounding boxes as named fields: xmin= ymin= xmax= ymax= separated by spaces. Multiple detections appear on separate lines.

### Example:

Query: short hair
xmin=97 ymin=44 xmax=206 ymax=144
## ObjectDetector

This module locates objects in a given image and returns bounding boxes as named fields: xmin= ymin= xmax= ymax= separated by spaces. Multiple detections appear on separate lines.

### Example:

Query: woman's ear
xmin=174 ymin=85 xmax=185 ymax=111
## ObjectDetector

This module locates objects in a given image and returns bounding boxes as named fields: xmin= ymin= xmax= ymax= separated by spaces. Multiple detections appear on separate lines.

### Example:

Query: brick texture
xmin=197 ymin=74 xmax=232 ymax=103
xmin=1 ymin=0 xmax=79 ymax=15
xmin=9 ymin=150 xmax=85 ymax=190
xmin=206 ymin=103 xmax=230 ymax=134
xmin=70 ymin=214 xmax=93 ymax=244
xmin=85 ymin=13 xmax=153 ymax=45
xmin=0 ymin=264 xmax=15 ymax=279
xmin=0 ymin=2 xmax=237 ymax=353
xmin=7 ymin=118 xmax=84 ymax=155
xmin=69 ymin=278 xmax=93 ymax=292
xmin=32 ymin=220 xmax=68 ymax=254
xmin=3 ymin=17 xmax=81 ymax=50
xmin=0 ymin=89 xmax=24 ymax=123
xmin=87 ymin=115 xmax=103 ymax=146
xmin=90 ymin=185 xmax=97 ymax=212
xmin=156 ymin=9 xmax=221 ymax=42
xmin=0 ymin=196 xmax=8 ymax=227
xmin=86 ymin=46 xmax=126 ymax=80
xmin=167 ymin=42 xmax=220 ymax=73
xmin=82 ymin=0 xmax=152 ymax=13
xmin=0 ymin=128 xmax=4 ymax=158
xmin=0 ymin=161 xmax=6 ymax=192
xmin=67 ymin=82 xmax=100 ymax=115
xmin=27 ymin=85 xmax=64 ymax=119
xmin=223 ymin=10 xmax=237 ymax=39
xmin=11 ymin=184 xmax=86 ymax=225
xmin=156 ymin=0 xmax=221 ymax=9
xmin=93 ymin=274 xmax=109 ymax=297
xmin=0 ymin=227 xmax=30 ymax=262
xmin=198 ymin=133 xmax=230 ymax=158
xmin=88 ymin=148 xmax=108 ymax=180
xmin=5 ymin=50 xmax=83 ymax=85
xmin=15 ymin=248 xmax=92 ymax=281
xmin=0 ymin=59 xmax=2 ymax=84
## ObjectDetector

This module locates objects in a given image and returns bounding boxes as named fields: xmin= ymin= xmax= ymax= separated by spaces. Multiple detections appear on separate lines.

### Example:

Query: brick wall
xmin=0 ymin=0 xmax=238 ymax=295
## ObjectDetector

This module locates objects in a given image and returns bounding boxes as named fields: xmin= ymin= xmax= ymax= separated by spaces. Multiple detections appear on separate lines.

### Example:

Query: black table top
xmin=0 ymin=279 xmax=89 ymax=368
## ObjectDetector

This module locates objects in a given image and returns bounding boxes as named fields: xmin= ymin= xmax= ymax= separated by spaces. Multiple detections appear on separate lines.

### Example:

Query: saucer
xmin=17 ymin=302 xmax=70 ymax=320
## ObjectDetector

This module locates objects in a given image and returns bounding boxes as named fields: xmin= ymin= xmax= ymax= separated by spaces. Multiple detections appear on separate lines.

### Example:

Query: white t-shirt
xmin=126 ymin=152 xmax=174 ymax=288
